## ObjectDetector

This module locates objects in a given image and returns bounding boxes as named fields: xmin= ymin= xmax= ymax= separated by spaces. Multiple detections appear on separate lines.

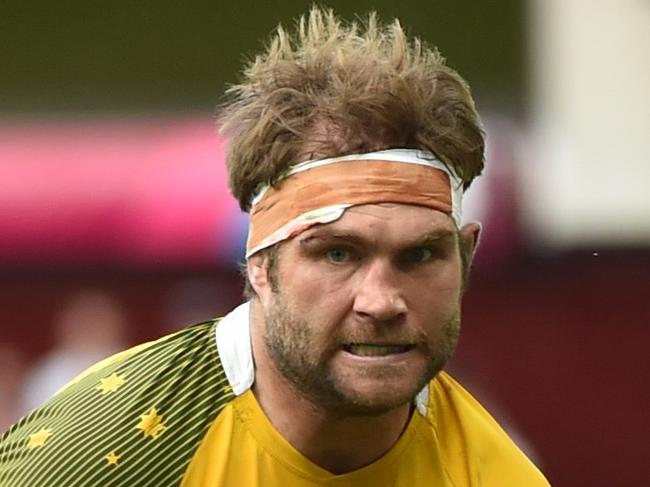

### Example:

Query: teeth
xmin=345 ymin=344 xmax=410 ymax=357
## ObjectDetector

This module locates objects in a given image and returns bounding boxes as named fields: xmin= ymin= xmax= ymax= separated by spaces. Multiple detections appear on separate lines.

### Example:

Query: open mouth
xmin=343 ymin=343 xmax=413 ymax=357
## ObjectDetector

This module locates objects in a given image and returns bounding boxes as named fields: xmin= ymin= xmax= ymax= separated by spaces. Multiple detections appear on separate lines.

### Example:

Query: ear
xmin=247 ymin=254 xmax=273 ymax=306
xmin=459 ymin=222 xmax=481 ymax=275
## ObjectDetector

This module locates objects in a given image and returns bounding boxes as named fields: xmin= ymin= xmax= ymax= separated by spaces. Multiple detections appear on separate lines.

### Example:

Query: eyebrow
xmin=298 ymin=228 xmax=457 ymax=248
xmin=298 ymin=231 xmax=365 ymax=246
xmin=416 ymin=229 xmax=458 ymax=245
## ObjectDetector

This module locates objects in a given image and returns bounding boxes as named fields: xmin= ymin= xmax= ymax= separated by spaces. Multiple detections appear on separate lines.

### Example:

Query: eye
xmin=405 ymin=247 xmax=433 ymax=263
xmin=326 ymin=248 xmax=350 ymax=263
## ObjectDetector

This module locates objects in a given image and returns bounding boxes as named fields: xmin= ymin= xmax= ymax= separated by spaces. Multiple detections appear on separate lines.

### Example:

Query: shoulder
xmin=0 ymin=320 xmax=236 ymax=487
xmin=423 ymin=372 xmax=551 ymax=486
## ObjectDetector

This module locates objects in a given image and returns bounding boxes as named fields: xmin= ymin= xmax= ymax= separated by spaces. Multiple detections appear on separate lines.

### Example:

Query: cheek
xmin=282 ymin=262 xmax=355 ymax=302
xmin=280 ymin=266 xmax=355 ymax=324
xmin=406 ymin=267 xmax=463 ymax=316
xmin=411 ymin=288 xmax=459 ymax=321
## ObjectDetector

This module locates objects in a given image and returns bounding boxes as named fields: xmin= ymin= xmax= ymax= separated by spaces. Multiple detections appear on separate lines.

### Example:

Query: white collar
xmin=215 ymin=302 xmax=255 ymax=396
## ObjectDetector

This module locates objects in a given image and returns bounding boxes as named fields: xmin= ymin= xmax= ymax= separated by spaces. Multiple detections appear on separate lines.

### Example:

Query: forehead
xmin=300 ymin=203 xmax=457 ymax=244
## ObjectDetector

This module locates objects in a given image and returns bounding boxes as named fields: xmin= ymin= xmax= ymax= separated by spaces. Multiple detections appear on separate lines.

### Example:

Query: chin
xmin=328 ymin=391 xmax=414 ymax=417
xmin=326 ymin=372 xmax=427 ymax=416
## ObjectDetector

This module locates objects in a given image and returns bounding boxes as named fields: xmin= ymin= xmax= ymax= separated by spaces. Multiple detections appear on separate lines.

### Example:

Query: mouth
xmin=343 ymin=343 xmax=414 ymax=357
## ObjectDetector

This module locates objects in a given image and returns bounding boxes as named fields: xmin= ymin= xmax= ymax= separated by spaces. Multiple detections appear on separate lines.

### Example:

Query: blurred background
xmin=1 ymin=1 xmax=648 ymax=484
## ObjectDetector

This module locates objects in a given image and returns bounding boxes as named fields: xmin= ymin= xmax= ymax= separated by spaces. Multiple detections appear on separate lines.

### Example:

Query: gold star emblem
xmin=27 ymin=428 xmax=53 ymax=448
xmin=105 ymin=451 xmax=120 ymax=466
xmin=96 ymin=373 xmax=127 ymax=394
xmin=135 ymin=407 xmax=167 ymax=439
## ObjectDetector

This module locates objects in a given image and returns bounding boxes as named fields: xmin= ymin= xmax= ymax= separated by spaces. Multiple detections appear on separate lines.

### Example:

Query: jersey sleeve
xmin=0 ymin=321 xmax=235 ymax=487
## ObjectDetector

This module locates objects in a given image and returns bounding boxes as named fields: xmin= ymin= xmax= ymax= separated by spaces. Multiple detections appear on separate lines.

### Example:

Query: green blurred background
xmin=1 ymin=0 xmax=525 ymax=113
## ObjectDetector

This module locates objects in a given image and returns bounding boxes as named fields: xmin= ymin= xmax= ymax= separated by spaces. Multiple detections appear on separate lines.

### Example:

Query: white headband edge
xmin=250 ymin=149 xmax=462 ymax=207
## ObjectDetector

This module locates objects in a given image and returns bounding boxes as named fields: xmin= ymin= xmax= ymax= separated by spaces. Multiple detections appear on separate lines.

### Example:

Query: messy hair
xmin=218 ymin=6 xmax=485 ymax=212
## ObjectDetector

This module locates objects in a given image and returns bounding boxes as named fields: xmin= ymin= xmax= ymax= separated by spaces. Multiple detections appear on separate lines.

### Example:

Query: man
xmin=0 ymin=8 xmax=550 ymax=486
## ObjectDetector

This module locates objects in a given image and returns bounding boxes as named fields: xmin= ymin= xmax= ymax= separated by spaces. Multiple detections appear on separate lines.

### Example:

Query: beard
xmin=263 ymin=289 xmax=461 ymax=416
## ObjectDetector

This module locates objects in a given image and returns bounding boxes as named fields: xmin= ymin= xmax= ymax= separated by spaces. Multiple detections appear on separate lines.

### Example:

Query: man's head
xmin=218 ymin=7 xmax=485 ymax=414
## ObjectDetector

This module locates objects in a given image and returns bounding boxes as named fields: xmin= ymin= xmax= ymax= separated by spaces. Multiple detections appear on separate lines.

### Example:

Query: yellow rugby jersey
xmin=0 ymin=303 xmax=550 ymax=486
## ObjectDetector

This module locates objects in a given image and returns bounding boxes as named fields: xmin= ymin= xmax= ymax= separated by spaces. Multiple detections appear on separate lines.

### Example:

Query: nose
xmin=353 ymin=259 xmax=407 ymax=323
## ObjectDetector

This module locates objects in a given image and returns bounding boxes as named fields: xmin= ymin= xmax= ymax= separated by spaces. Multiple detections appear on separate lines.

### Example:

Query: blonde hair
xmin=219 ymin=6 xmax=485 ymax=212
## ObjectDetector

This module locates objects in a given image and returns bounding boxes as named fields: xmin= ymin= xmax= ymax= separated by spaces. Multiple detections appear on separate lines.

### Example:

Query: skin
xmin=248 ymin=203 xmax=480 ymax=474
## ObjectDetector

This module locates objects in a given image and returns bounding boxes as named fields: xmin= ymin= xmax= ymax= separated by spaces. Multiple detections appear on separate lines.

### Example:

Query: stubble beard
xmin=263 ymin=290 xmax=461 ymax=417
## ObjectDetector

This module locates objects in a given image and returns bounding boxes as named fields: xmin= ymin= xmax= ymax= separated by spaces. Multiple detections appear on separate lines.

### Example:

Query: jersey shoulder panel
xmin=426 ymin=372 xmax=550 ymax=486
xmin=0 ymin=320 xmax=235 ymax=487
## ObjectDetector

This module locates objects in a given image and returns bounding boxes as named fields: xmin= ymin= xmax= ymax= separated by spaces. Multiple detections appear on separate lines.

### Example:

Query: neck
xmin=250 ymin=304 xmax=412 ymax=474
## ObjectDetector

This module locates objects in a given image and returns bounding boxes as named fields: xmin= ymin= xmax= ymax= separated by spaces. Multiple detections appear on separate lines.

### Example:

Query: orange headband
xmin=246 ymin=149 xmax=462 ymax=257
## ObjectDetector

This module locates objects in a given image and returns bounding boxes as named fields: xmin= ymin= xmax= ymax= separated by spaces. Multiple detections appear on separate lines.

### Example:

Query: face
xmin=252 ymin=203 xmax=475 ymax=416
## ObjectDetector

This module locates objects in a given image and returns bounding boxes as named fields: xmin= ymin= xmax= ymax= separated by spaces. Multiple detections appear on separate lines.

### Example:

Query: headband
xmin=246 ymin=149 xmax=463 ymax=258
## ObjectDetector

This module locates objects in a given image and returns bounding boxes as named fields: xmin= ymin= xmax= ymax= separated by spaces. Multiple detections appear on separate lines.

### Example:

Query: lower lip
xmin=338 ymin=347 xmax=416 ymax=364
